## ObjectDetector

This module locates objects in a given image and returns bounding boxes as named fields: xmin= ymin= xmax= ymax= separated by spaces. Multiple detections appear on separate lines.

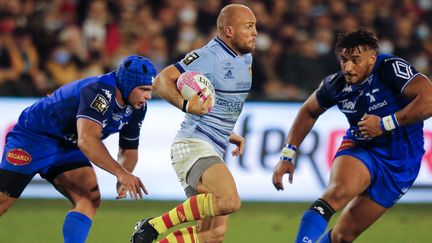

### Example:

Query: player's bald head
xmin=217 ymin=4 xmax=253 ymax=34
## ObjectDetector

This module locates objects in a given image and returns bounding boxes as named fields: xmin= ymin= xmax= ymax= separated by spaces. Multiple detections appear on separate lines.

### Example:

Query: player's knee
xmin=322 ymin=186 xmax=351 ymax=210
xmin=217 ymin=194 xmax=241 ymax=214
xmin=91 ymin=194 xmax=101 ymax=209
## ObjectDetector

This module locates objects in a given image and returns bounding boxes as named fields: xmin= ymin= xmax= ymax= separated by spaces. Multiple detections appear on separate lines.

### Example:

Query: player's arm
xmin=272 ymin=92 xmax=325 ymax=190
xmin=396 ymin=74 xmax=432 ymax=125
xmin=117 ymin=148 xmax=138 ymax=172
xmin=229 ymin=132 xmax=244 ymax=156
xmin=77 ymin=118 xmax=146 ymax=199
xmin=285 ymin=92 xmax=325 ymax=147
xmin=153 ymin=65 xmax=211 ymax=115
xmin=116 ymin=148 xmax=144 ymax=199
xmin=359 ymin=74 xmax=432 ymax=138
xmin=153 ymin=65 xmax=184 ymax=110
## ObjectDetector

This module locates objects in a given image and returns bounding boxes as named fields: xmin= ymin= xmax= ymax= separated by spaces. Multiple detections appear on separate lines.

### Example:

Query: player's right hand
xmin=187 ymin=87 xmax=213 ymax=115
xmin=116 ymin=170 xmax=148 ymax=200
xmin=272 ymin=160 xmax=295 ymax=191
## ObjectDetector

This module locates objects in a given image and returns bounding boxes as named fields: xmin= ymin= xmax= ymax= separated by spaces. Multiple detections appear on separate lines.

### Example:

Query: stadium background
xmin=0 ymin=0 xmax=432 ymax=242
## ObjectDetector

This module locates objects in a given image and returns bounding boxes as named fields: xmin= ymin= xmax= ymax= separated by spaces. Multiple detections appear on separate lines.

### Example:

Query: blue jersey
xmin=15 ymin=71 xmax=146 ymax=149
xmin=316 ymin=54 xmax=424 ymax=169
xmin=174 ymin=37 xmax=253 ymax=157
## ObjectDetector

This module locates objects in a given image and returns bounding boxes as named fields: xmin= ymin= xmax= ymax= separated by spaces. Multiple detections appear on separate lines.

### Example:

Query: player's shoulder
xmin=376 ymin=53 xmax=411 ymax=70
xmin=320 ymin=71 xmax=345 ymax=88
xmin=374 ymin=53 xmax=417 ymax=78
xmin=81 ymin=72 xmax=116 ymax=92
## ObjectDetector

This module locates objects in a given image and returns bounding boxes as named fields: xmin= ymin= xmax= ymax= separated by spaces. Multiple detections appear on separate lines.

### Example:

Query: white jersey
xmin=174 ymin=37 xmax=253 ymax=157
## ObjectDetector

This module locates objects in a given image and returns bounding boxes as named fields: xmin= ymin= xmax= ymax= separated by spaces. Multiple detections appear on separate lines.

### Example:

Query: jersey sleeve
xmin=119 ymin=104 xmax=147 ymax=149
xmin=174 ymin=49 xmax=215 ymax=74
xmin=381 ymin=58 xmax=420 ymax=93
xmin=315 ymin=73 xmax=338 ymax=109
xmin=76 ymin=82 xmax=116 ymax=126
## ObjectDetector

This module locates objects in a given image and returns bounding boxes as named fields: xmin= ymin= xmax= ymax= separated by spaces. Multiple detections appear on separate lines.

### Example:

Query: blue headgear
xmin=116 ymin=55 xmax=157 ymax=101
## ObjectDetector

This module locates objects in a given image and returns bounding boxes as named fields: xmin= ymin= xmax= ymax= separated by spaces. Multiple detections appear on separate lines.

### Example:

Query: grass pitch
xmin=0 ymin=199 xmax=430 ymax=242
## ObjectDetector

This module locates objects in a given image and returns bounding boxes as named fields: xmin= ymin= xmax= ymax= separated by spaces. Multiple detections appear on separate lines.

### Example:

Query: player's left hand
xmin=272 ymin=160 xmax=295 ymax=191
xmin=358 ymin=114 xmax=384 ymax=139
xmin=116 ymin=181 xmax=128 ymax=199
xmin=229 ymin=133 xmax=244 ymax=156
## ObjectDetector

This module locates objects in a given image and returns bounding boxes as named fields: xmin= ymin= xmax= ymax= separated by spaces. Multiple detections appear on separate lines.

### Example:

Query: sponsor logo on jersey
xmin=368 ymin=100 xmax=388 ymax=112
xmin=112 ymin=113 xmax=123 ymax=121
xmin=91 ymin=94 xmax=109 ymax=114
xmin=102 ymin=89 xmax=112 ymax=101
xmin=365 ymin=88 xmax=379 ymax=103
xmin=342 ymin=85 xmax=352 ymax=92
xmin=6 ymin=149 xmax=32 ymax=166
xmin=392 ymin=60 xmax=414 ymax=80
xmin=337 ymin=139 xmax=356 ymax=152
xmin=236 ymin=81 xmax=250 ymax=89
xmin=339 ymin=99 xmax=357 ymax=113
xmin=224 ymin=70 xmax=234 ymax=79
xmin=216 ymin=98 xmax=243 ymax=112
xmin=118 ymin=120 xmax=128 ymax=130
xmin=182 ymin=52 xmax=199 ymax=66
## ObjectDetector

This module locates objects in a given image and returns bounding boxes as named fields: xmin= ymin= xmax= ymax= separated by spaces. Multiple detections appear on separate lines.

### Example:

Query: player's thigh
xmin=197 ymin=163 xmax=238 ymax=198
xmin=332 ymin=193 xmax=387 ymax=242
xmin=322 ymin=155 xmax=371 ymax=209
xmin=197 ymin=215 xmax=229 ymax=242
xmin=52 ymin=166 xmax=101 ymax=207
xmin=0 ymin=192 xmax=17 ymax=215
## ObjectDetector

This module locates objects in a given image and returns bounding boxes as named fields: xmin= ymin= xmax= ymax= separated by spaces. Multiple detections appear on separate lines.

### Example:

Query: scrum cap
xmin=116 ymin=55 xmax=157 ymax=101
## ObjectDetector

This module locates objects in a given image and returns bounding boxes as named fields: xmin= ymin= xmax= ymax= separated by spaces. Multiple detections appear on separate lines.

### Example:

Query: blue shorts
xmin=335 ymin=140 xmax=421 ymax=208
xmin=0 ymin=127 xmax=91 ymax=198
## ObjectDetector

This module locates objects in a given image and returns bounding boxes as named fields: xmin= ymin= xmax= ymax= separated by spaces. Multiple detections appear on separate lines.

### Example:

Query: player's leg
xmin=323 ymin=193 xmax=386 ymax=243
xmin=157 ymin=225 xmax=198 ymax=243
xmin=321 ymin=155 xmax=421 ymax=243
xmin=144 ymin=163 xmax=238 ymax=237
xmin=0 ymin=169 xmax=34 ymax=216
xmin=0 ymin=132 xmax=38 ymax=216
xmin=196 ymin=215 xmax=229 ymax=243
xmin=295 ymin=155 xmax=371 ymax=243
xmin=153 ymin=164 xmax=234 ymax=243
xmin=43 ymin=163 xmax=100 ymax=243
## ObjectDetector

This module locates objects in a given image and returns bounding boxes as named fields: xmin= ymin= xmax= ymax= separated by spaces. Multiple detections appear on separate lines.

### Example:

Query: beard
xmin=232 ymin=38 xmax=255 ymax=54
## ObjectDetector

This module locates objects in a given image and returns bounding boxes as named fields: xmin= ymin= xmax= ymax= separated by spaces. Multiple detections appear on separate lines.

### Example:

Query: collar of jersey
xmin=215 ymin=37 xmax=237 ymax=58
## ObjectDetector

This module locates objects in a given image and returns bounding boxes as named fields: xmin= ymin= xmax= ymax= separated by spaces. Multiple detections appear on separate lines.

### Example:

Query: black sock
xmin=309 ymin=198 xmax=336 ymax=222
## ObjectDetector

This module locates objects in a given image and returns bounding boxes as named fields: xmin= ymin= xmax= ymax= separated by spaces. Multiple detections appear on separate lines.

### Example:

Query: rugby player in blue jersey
xmin=0 ymin=55 xmax=156 ymax=243
xmin=130 ymin=4 xmax=257 ymax=243
xmin=272 ymin=29 xmax=432 ymax=243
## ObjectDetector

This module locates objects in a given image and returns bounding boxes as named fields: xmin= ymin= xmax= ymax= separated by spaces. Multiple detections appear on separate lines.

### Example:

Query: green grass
xmin=0 ymin=199 xmax=430 ymax=242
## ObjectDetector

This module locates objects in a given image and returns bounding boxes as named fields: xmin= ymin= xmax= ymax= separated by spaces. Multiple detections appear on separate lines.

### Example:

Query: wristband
xmin=380 ymin=114 xmax=399 ymax=132
xmin=280 ymin=144 xmax=297 ymax=162
xmin=182 ymin=99 xmax=189 ymax=113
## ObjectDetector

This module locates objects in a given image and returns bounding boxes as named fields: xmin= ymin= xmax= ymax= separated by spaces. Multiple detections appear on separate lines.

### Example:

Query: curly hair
xmin=335 ymin=29 xmax=379 ymax=54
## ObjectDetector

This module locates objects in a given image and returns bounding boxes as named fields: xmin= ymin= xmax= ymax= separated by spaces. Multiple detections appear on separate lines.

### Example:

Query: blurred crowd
xmin=0 ymin=0 xmax=431 ymax=100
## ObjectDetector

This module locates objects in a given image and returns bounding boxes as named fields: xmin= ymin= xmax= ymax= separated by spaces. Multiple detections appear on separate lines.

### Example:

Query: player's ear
xmin=368 ymin=51 xmax=377 ymax=66
xmin=224 ymin=26 xmax=234 ymax=37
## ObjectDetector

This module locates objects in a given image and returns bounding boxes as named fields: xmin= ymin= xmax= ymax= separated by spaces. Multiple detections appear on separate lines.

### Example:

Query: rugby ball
xmin=177 ymin=71 xmax=215 ymax=108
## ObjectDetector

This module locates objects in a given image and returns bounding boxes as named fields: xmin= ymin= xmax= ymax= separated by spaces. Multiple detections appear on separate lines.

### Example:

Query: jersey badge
xmin=125 ymin=106 xmax=133 ymax=116
xmin=183 ymin=52 xmax=200 ymax=66
xmin=91 ymin=94 xmax=109 ymax=114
